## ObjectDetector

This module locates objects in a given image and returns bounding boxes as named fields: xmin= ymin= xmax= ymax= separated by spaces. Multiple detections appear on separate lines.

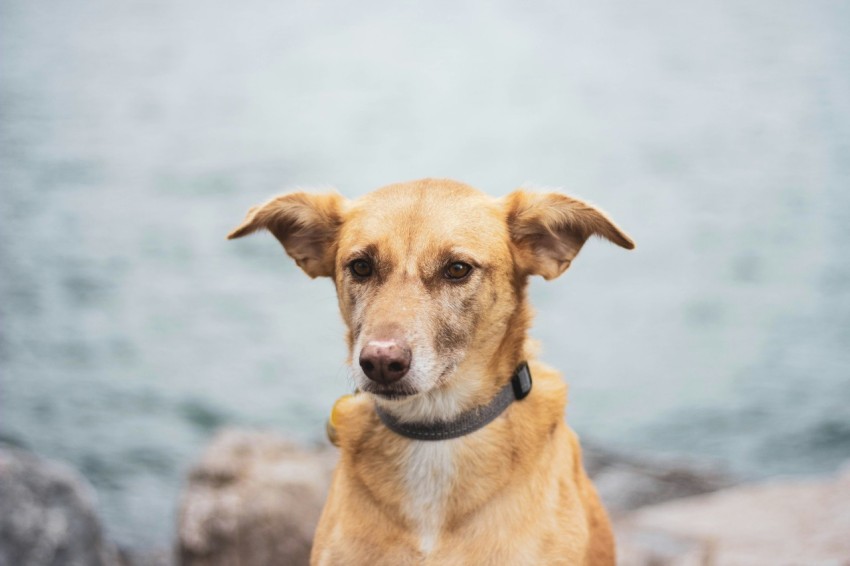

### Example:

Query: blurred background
xmin=1 ymin=0 xmax=849 ymax=552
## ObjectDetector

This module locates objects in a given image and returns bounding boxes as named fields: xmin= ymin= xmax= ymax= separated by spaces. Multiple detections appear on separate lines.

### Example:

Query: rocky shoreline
xmin=2 ymin=430 xmax=848 ymax=565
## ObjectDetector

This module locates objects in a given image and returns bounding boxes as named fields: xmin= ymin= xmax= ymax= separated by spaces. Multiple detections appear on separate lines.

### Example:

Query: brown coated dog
xmin=228 ymin=179 xmax=634 ymax=565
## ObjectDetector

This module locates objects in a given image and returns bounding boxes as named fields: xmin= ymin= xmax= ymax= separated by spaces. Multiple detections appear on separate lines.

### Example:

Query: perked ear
xmin=227 ymin=191 xmax=347 ymax=278
xmin=505 ymin=190 xmax=635 ymax=280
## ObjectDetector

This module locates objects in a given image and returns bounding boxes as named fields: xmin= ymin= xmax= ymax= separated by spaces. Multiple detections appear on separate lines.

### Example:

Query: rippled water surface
xmin=2 ymin=0 xmax=849 ymax=547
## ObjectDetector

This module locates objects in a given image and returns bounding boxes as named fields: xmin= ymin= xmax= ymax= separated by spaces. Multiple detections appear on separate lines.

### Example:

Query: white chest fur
xmin=402 ymin=440 xmax=456 ymax=555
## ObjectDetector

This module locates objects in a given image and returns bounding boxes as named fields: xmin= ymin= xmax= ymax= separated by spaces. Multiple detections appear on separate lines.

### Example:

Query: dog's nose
xmin=359 ymin=339 xmax=412 ymax=385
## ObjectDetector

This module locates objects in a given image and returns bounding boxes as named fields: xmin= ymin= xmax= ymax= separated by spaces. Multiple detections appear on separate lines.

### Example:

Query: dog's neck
xmin=377 ymin=356 xmax=517 ymax=557
xmin=335 ymin=362 xmax=565 ymax=558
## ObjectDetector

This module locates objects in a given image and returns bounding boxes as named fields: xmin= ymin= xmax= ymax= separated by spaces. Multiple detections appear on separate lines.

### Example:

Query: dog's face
xmin=228 ymin=179 xmax=633 ymax=403
xmin=334 ymin=183 xmax=517 ymax=399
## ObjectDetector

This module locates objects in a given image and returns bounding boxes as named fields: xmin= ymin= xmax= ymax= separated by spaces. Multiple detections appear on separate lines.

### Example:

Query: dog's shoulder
xmin=524 ymin=360 xmax=569 ymax=424
xmin=493 ymin=360 xmax=573 ymax=474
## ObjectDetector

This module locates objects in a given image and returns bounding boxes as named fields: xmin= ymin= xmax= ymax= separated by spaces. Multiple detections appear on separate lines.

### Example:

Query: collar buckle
xmin=511 ymin=362 xmax=532 ymax=400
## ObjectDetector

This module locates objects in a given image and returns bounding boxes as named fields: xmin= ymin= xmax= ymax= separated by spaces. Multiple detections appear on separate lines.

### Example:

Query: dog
xmin=228 ymin=178 xmax=634 ymax=565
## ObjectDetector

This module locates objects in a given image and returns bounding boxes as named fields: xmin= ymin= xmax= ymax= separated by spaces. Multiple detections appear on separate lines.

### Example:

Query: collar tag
xmin=512 ymin=361 xmax=532 ymax=400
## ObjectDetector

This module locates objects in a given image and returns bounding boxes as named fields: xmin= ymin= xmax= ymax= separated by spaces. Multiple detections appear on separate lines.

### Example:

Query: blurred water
xmin=2 ymin=0 xmax=849 ymax=548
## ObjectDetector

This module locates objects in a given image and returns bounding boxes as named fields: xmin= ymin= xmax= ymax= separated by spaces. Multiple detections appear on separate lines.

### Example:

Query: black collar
xmin=374 ymin=362 xmax=532 ymax=441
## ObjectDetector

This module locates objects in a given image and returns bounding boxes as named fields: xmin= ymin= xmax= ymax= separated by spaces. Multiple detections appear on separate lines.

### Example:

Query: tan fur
xmin=228 ymin=178 xmax=634 ymax=565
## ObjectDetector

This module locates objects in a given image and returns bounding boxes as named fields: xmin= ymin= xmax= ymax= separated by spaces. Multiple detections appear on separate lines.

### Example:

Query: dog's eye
xmin=350 ymin=259 xmax=373 ymax=278
xmin=445 ymin=262 xmax=472 ymax=280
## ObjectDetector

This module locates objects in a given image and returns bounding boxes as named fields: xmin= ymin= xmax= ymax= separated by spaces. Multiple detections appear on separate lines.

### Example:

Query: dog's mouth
xmin=359 ymin=381 xmax=419 ymax=400
xmin=355 ymin=361 xmax=458 ymax=401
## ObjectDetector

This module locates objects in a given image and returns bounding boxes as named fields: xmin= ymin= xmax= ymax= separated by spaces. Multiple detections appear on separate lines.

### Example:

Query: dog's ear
xmin=505 ymin=190 xmax=634 ymax=280
xmin=227 ymin=191 xmax=347 ymax=278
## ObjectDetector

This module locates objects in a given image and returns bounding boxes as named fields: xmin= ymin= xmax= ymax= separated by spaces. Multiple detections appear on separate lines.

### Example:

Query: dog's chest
xmin=402 ymin=441 xmax=456 ymax=555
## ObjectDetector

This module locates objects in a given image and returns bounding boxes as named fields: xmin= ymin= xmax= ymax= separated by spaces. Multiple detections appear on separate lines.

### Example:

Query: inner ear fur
xmin=505 ymin=190 xmax=635 ymax=280
xmin=227 ymin=191 xmax=347 ymax=278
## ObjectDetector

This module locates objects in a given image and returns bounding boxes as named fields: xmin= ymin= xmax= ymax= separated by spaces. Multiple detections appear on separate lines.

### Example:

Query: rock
xmin=177 ymin=429 xmax=337 ymax=566
xmin=614 ymin=462 xmax=850 ymax=565
xmin=116 ymin=547 xmax=174 ymax=566
xmin=582 ymin=444 xmax=734 ymax=513
xmin=0 ymin=444 xmax=119 ymax=566
xmin=615 ymin=528 xmax=710 ymax=566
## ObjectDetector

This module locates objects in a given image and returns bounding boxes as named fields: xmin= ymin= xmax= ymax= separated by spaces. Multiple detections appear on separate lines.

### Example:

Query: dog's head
xmin=228 ymin=179 xmax=633 ymax=411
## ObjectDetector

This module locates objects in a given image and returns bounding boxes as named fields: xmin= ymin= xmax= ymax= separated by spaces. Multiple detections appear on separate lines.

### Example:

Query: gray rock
xmin=583 ymin=444 xmax=734 ymax=513
xmin=177 ymin=429 xmax=337 ymax=566
xmin=116 ymin=547 xmax=174 ymax=566
xmin=615 ymin=528 xmax=711 ymax=566
xmin=614 ymin=462 xmax=850 ymax=565
xmin=0 ymin=445 xmax=119 ymax=566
